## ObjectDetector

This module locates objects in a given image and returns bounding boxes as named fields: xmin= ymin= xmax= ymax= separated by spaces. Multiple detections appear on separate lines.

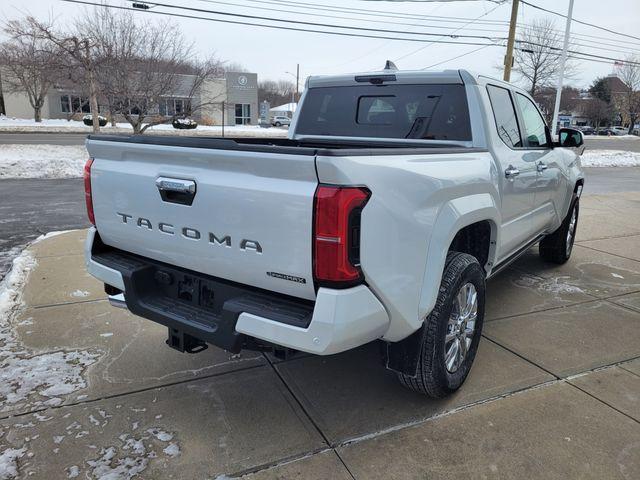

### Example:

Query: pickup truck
xmin=84 ymin=68 xmax=585 ymax=397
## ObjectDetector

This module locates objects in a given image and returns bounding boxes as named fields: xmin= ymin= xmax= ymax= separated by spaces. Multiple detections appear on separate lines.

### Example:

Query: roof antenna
xmin=384 ymin=60 xmax=398 ymax=71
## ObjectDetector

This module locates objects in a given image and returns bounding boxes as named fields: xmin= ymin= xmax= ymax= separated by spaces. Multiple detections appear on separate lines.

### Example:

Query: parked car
xmin=597 ymin=128 xmax=615 ymax=135
xmin=84 ymin=69 xmax=584 ymax=398
xmin=579 ymin=126 xmax=595 ymax=135
xmin=611 ymin=126 xmax=628 ymax=136
xmin=271 ymin=115 xmax=291 ymax=127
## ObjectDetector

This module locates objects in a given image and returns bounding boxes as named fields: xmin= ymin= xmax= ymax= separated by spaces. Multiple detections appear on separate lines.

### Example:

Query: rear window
xmin=295 ymin=84 xmax=472 ymax=141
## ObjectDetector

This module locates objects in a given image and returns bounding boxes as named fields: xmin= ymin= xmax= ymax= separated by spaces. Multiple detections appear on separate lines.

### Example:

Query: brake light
xmin=84 ymin=158 xmax=95 ymax=225
xmin=313 ymin=185 xmax=370 ymax=287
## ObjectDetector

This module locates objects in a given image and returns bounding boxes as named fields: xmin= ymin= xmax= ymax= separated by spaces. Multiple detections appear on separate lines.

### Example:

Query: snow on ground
xmin=581 ymin=150 xmax=640 ymax=167
xmin=0 ymin=144 xmax=87 ymax=179
xmin=0 ymin=236 xmax=100 ymax=414
xmin=0 ymin=115 xmax=287 ymax=137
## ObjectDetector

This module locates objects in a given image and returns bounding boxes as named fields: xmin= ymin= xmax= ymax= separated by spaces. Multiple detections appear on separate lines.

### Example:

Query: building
xmin=1 ymin=71 xmax=258 ymax=126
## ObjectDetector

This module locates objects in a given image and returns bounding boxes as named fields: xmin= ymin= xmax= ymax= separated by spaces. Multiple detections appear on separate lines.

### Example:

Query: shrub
xmin=172 ymin=118 xmax=198 ymax=129
xmin=83 ymin=114 xmax=107 ymax=127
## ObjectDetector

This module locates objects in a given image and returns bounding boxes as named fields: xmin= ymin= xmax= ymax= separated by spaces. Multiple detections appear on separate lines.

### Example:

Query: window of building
xmin=60 ymin=95 xmax=90 ymax=114
xmin=158 ymin=98 xmax=191 ymax=117
xmin=486 ymin=85 xmax=522 ymax=148
xmin=235 ymin=103 xmax=251 ymax=125
xmin=515 ymin=93 xmax=549 ymax=148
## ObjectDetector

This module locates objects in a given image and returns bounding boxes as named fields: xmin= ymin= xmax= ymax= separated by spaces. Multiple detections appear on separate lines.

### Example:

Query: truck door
xmin=486 ymin=85 xmax=538 ymax=259
xmin=513 ymin=93 xmax=567 ymax=235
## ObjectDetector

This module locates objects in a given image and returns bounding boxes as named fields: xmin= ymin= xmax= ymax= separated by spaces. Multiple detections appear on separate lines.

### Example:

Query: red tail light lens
xmin=313 ymin=185 xmax=370 ymax=287
xmin=84 ymin=158 xmax=95 ymax=225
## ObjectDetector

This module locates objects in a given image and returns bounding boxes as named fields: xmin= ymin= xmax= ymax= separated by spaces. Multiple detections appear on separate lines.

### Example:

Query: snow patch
xmin=0 ymin=447 xmax=26 ymax=480
xmin=0 ymin=248 xmax=100 ymax=411
xmin=581 ymin=150 xmax=640 ymax=167
xmin=70 ymin=290 xmax=90 ymax=298
xmin=85 ymin=427 xmax=179 ymax=480
xmin=0 ymin=145 xmax=88 ymax=179
xmin=515 ymin=274 xmax=584 ymax=295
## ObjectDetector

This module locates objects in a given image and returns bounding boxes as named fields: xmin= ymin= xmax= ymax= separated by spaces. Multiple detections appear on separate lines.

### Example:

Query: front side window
xmin=296 ymin=83 xmax=471 ymax=141
xmin=486 ymin=85 xmax=522 ymax=148
xmin=515 ymin=93 xmax=549 ymax=148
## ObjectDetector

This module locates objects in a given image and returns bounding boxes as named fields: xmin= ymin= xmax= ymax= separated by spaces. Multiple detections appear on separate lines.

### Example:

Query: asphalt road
xmin=1 ymin=132 xmax=640 ymax=151
xmin=0 ymin=166 xmax=638 ymax=280
xmin=0 ymin=133 xmax=90 ymax=145
xmin=0 ymin=178 xmax=89 ymax=279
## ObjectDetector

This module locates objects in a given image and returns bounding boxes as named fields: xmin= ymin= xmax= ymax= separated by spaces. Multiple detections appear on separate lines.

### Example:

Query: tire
xmin=275 ymin=122 xmax=282 ymax=127
xmin=397 ymin=252 xmax=486 ymax=398
xmin=539 ymin=197 xmax=579 ymax=264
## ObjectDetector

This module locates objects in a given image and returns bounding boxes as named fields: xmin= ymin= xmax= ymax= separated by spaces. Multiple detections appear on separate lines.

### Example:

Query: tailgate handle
xmin=156 ymin=177 xmax=197 ymax=206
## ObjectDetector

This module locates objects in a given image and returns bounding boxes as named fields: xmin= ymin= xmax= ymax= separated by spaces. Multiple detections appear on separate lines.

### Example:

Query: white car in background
xmin=271 ymin=116 xmax=291 ymax=127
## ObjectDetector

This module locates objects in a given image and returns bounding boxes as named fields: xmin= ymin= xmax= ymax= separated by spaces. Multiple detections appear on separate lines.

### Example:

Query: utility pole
xmin=295 ymin=63 xmax=300 ymax=102
xmin=551 ymin=0 xmax=575 ymax=137
xmin=503 ymin=0 xmax=520 ymax=82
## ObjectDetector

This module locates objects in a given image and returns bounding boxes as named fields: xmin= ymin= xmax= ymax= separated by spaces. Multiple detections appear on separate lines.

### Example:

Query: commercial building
xmin=1 ymin=71 xmax=258 ymax=126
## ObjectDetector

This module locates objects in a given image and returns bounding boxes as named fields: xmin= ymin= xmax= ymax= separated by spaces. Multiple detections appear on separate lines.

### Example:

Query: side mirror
xmin=558 ymin=128 xmax=584 ymax=149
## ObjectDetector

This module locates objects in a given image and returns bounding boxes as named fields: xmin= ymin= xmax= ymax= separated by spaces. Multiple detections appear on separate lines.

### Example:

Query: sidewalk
xmin=0 ymin=192 xmax=639 ymax=479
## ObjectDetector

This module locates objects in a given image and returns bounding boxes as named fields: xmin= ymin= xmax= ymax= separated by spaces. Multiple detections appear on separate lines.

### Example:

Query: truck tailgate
xmin=86 ymin=139 xmax=318 ymax=301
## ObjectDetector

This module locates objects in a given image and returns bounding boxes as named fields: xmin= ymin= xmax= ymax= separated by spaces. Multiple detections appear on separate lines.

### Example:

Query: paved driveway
xmin=1 ymin=191 xmax=639 ymax=479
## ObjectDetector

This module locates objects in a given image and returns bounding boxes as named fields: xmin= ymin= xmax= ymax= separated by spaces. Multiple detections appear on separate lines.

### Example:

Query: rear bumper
xmin=85 ymin=228 xmax=389 ymax=355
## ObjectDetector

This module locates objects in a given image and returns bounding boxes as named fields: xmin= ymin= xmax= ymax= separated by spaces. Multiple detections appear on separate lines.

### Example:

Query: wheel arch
xmin=417 ymin=193 xmax=499 ymax=323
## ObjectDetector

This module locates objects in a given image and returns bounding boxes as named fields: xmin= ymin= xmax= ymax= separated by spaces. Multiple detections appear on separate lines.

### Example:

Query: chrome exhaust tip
xmin=108 ymin=293 xmax=127 ymax=309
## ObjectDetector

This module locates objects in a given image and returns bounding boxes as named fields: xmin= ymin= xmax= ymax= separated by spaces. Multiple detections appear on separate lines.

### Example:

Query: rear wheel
xmin=539 ymin=197 xmax=579 ymax=264
xmin=275 ymin=121 xmax=282 ymax=127
xmin=397 ymin=252 xmax=485 ymax=398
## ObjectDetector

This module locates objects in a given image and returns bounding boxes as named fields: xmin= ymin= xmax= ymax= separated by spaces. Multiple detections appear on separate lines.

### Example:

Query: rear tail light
xmin=84 ymin=158 xmax=95 ymax=225
xmin=313 ymin=185 xmax=370 ymax=287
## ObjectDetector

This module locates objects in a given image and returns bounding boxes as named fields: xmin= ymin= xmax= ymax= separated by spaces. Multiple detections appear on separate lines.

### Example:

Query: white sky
xmin=1 ymin=0 xmax=639 ymax=90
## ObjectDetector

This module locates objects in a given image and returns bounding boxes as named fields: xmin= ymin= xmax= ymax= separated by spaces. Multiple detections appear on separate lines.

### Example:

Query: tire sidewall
xmin=430 ymin=259 xmax=486 ymax=391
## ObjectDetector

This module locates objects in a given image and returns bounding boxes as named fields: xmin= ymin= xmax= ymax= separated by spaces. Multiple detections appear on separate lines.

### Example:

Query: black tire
xmin=275 ymin=122 xmax=282 ymax=127
xmin=397 ymin=252 xmax=486 ymax=398
xmin=539 ymin=197 xmax=579 ymax=264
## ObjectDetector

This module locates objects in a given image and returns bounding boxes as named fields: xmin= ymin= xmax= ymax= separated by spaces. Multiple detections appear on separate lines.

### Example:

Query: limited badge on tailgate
xmin=266 ymin=272 xmax=307 ymax=284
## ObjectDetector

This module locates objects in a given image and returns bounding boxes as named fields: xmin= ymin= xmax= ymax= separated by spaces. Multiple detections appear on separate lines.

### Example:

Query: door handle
xmin=505 ymin=166 xmax=520 ymax=178
xmin=537 ymin=162 xmax=548 ymax=172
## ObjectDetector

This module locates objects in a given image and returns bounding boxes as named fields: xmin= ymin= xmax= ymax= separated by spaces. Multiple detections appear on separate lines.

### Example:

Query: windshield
xmin=295 ymin=83 xmax=471 ymax=141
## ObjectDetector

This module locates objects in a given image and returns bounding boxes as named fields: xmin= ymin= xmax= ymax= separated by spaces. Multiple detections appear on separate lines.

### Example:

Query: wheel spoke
xmin=446 ymin=340 xmax=459 ymax=372
xmin=444 ymin=282 xmax=479 ymax=374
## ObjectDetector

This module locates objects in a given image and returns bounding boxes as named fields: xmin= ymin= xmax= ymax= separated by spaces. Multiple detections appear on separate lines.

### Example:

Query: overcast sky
xmin=1 ymin=0 xmax=639 ymax=90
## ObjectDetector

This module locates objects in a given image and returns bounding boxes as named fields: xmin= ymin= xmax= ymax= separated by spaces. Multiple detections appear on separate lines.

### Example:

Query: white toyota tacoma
xmin=84 ymin=68 xmax=585 ymax=397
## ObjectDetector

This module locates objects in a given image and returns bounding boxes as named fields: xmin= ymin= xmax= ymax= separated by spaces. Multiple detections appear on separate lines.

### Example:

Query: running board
xmin=489 ymin=235 xmax=545 ymax=277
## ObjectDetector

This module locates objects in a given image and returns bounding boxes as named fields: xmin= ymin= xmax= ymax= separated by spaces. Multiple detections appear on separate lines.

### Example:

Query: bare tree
xmin=514 ymin=18 xmax=576 ymax=96
xmin=582 ymin=98 xmax=613 ymax=130
xmin=615 ymin=55 xmax=640 ymax=133
xmin=0 ymin=19 xmax=62 ymax=122
xmin=79 ymin=7 xmax=223 ymax=134
xmin=258 ymin=79 xmax=296 ymax=106
xmin=7 ymin=16 xmax=103 ymax=132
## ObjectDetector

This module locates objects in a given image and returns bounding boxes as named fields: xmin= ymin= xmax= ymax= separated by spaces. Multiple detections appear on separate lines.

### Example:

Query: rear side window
xmin=295 ymin=84 xmax=472 ymax=141
xmin=515 ymin=93 xmax=549 ymax=148
xmin=486 ymin=85 xmax=522 ymax=148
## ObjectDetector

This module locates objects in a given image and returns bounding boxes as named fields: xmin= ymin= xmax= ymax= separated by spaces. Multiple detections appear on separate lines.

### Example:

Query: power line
xmin=58 ymin=0 xmax=640 ymax=68
xmin=59 ymin=0 xmax=499 ymax=47
xmin=194 ymin=0 xmax=511 ymax=35
xmin=114 ymin=0 xmax=506 ymax=42
xmin=394 ymin=1 xmax=505 ymax=63
xmin=422 ymin=45 xmax=493 ymax=69
xmin=520 ymin=0 xmax=640 ymax=43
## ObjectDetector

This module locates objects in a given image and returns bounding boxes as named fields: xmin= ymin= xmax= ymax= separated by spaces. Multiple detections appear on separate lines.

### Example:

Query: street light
xmin=284 ymin=64 xmax=300 ymax=103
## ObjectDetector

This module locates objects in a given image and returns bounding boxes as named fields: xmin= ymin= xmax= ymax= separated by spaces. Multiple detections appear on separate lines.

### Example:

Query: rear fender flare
xmin=417 ymin=193 xmax=499 ymax=323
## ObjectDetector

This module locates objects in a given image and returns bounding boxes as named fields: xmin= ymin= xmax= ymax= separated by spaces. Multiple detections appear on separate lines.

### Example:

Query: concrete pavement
xmin=0 ymin=192 xmax=639 ymax=478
